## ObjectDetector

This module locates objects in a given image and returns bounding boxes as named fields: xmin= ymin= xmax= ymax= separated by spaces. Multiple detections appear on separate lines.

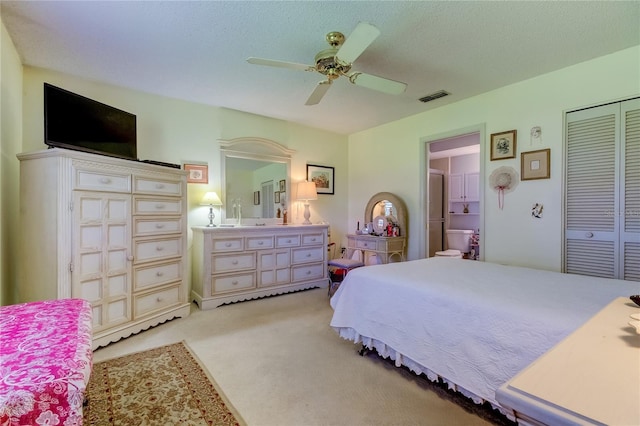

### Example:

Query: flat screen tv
xmin=44 ymin=83 xmax=137 ymax=160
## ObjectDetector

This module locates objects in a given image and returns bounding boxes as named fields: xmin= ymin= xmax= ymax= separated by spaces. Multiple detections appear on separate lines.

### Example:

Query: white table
xmin=496 ymin=297 xmax=640 ymax=426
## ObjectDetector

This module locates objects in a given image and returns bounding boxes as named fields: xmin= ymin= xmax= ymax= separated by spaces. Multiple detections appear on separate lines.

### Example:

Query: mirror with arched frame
xmin=364 ymin=192 xmax=408 ymax=238
xmin=219 ymin=138 xmax=295 ymax=222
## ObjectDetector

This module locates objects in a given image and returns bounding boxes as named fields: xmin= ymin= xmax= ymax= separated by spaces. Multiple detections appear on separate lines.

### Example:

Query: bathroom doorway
xmin=421 ymin=127 xmax=484 ymax=259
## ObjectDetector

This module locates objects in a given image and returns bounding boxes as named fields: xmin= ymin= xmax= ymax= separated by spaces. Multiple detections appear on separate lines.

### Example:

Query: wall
xmin=18 ymin=67 xmax=349 ymax=295
xmin=349 ymin=45 xmax=640 ymax=271
xmin=0 ymin=20 xmax=23 ymax=305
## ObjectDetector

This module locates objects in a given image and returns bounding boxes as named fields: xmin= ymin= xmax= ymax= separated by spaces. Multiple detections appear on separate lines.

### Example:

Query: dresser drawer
xmin=74 ymin=169 xmax=131 ymax=193
xmin=212 ymin=272 xmax=256 ymax=294
xmin=134 ymin=176 xmax=183 ymax=196
xmin=135 ymin=236 xmax=182 ymax=263
xmin=134 ymin=259 xmax=182 ymax=291
xmin=134 ymin=284 xmax=181 ymax=318
xmin=301 ymin=233 xmax=324 ymax=246
xmin=212 ymin=237 xmax=244 ymax=252
xmin=291 ymin=263 xmax=325 ymax=282
xmin=133 ymin=217 xmax=183 ymax=236
xmin=356 ymin=239 xmax=378 ymax=250
xmin=212 ymin=252 xmax=256 ymax=273
xmin=246 ymin=236 xmax=274 ymax=250
xmin=291 ymin=246 xmax=324 ymax=264
xmin=134 ymin=197 xmax=182 ymax=215
xmin=276 ymin=235 xmax=301 ymax=248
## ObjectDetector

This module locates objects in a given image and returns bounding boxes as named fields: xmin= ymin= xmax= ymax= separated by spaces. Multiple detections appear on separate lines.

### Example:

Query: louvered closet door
xmin=622 ymin=99 xmax=640 ymax=280
xmin=565 ymin=98 xmax=639 ymax=281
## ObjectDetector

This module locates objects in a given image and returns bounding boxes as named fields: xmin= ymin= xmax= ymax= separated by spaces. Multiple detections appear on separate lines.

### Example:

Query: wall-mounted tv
xmin=44 ymin=83 xmax=137 ymax=160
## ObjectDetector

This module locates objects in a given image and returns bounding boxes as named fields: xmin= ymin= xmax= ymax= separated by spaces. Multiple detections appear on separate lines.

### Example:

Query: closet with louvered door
xmin=564 ymin=98 xmax=640 ymax=281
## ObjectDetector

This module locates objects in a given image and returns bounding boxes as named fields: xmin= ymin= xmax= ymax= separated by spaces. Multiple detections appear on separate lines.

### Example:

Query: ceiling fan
xmin=247 ymin=22 xmax=407 ymax=105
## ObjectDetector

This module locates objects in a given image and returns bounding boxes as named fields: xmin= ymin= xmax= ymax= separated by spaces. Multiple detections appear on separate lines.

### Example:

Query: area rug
xmin=84 ymin=341 xmax=244 ymax=425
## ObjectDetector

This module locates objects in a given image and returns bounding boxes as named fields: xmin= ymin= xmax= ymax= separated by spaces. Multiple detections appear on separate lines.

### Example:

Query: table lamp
xmin=296 ymin=181 xmax=318 ymax=225
xmin=201 ymin=191 xmax=222 ymax=227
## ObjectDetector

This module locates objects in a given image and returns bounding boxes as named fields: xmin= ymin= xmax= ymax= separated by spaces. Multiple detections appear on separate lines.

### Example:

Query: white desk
xmin=496 ymin=297 xmax=640 ymax=426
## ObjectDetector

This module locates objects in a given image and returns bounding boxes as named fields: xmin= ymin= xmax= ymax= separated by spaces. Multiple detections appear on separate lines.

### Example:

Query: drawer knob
xmin=231 ymin=280 xmax=238 ymax=285
xmin=225 ymin=242 xmax=232 ymax=247
xmin=306 ymin=253 xmax=311 ymax=257
xmin=306 ymin=270 xmax=311 ymax=275
xmin=100 ymin=177 xmax=111 ymax=184
xmin=156 ymin=297 xmax=163 ymax=302
xmin=310 ymin=238 xmax=316 ymax=242
xmin=155 ymin=223 xmax=165 ymax=229
xmin=155 ymin=204 xmax=165 ymax=209
xmin=232 ymin=260 xmax=238 ymax=265
xmin=155 ymin=183 xmax=165 ymax=189
xmin=156 ymin=246 xmax=164 ymax=251
xmin=585 ymin=232 xmax=594 ymax=238
xmin=156 ymin=271 xmax=164 ymax=277
xmin=258 ymin=241 xmax=264 ymax=245
xmin=127 ymin=255 xmax=134 ymax=261
xmin=287 ymin=239 xmax=292 ymax=243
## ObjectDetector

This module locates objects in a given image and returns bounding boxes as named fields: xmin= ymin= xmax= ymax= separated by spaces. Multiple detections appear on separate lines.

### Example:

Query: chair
xmin=328 ymin=257 xmax=364 ymax=297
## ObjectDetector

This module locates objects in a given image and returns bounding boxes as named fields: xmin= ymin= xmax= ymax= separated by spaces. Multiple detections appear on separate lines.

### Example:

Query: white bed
xmin=329 ymin=257 xmax=640 ymax=417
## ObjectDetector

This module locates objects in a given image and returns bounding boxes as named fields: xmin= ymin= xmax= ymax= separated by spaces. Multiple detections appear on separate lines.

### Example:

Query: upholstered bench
xmin=0 ymin=299 xmax=93 ymax=425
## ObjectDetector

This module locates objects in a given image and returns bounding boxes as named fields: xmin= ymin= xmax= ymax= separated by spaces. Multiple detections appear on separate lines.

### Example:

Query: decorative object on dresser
xmin=348 ymin=192 xmax=407 ymax=264
xmin=201 ymin=191 xmax=223 ymax=227
xmin=191 ymin=224 xmax=329 ymax=309
xmin=17 ymin=148 xmax=190 ymax=349
xmin=296 ymin=181 xmax=318 ymax=225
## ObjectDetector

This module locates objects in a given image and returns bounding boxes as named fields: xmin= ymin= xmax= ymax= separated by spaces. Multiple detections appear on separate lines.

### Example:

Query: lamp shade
xmin=296 ymin=181 xmax=318 ymax=201
xmin=201 ymin=191 xmax=222 ymax=206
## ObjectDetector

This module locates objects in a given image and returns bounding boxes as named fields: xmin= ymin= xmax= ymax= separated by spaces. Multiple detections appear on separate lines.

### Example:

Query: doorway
xmin=420 ymin=127 xmax=485 ymax=259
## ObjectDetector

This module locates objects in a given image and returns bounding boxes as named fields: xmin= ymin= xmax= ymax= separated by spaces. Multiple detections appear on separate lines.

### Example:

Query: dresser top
xmin=192 ymin=224 xmax=329 ymax=233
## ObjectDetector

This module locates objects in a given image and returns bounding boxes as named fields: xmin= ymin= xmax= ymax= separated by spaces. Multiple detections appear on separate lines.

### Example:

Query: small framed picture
xmin=274 ymin=191 xmax=281 ymax=203
xmin=521 ymin=149 xmax=551 ymax=180
xmin=253 ymin=190 xmax=260 ymax=205
xmin=183 ymin=163 xmax=208 ymax=184
xmin=307 ymin=164 xmax=335 ymax=195
xmin=279 ymin=179 xmax=286 ymax=192
xmin=490 ymin=130 xmax=517 ymax=161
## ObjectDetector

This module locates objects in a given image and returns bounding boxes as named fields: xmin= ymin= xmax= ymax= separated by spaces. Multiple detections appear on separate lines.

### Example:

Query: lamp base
xmin=207 ymin=206 xmax=217 ymax=227
xmin=303 ymin=203 xmax=312 ymax=225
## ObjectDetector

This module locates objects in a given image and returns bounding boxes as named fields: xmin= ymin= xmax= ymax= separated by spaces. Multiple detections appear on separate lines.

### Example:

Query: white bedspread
xmin=330 ymin=258 xmax=640 ymax=409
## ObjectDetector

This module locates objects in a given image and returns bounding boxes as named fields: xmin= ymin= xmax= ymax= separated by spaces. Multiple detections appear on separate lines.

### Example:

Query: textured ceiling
xmin=2 ymin=1 xmax=639 ymax=135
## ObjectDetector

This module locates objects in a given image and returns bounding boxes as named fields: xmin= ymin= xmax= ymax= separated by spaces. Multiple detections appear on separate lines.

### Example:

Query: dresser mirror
xmin=219 ymin=138 xmax=295 ymax=221
xmin=364 ymin=192 xmax=407 ymax=237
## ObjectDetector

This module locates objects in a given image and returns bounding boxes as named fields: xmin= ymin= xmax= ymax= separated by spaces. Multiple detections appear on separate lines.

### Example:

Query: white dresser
xmin=191 ymin=224 xmax=329 ymax=309
xmin=18 ymin=148 xmax=190 ymax=348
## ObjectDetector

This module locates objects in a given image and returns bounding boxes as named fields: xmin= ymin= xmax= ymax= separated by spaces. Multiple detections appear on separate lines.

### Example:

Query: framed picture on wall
xmin=279 ymin=179 xmax=286 ymax=192
xmin=183 ymin=163 xmax=208 ymax=184
xmin=274 ymin=191 xmax=281 ymax=203
xmin=253 ymin=191 xmax=260 ymax=205
xmin=521 ymin=149 xmax=551 ymax=180
xmin=490 ymin=130 xmax=517 ymax=160
xmin=307 ymin=164 xmax=334 ymax=195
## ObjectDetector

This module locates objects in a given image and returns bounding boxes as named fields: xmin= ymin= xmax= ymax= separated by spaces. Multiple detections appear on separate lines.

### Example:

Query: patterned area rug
xmin=84 ymin=342 xmax=243 ymax=425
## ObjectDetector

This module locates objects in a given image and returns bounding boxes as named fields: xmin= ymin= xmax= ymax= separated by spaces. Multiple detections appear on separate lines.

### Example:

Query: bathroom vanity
xmin=191 ymin=224 xmax=329 ymax=309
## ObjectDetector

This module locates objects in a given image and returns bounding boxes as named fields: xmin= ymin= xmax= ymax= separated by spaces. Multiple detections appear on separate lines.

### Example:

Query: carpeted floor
xmin=84 ymin=341 xmax=244 ymax=425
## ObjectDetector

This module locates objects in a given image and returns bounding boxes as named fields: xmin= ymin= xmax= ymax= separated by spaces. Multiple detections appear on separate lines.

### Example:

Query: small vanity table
xmin=348 ymin=192 xmax=407 ymax=264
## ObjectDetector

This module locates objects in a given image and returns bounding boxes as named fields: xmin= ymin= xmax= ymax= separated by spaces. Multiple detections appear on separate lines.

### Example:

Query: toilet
xmin=435 ymin=229 xmax=474 ymax=258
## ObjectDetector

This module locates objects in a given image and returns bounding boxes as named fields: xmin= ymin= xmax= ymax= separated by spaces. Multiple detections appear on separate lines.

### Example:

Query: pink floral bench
xmin=0 ymin=299 xmax=93 ymax=425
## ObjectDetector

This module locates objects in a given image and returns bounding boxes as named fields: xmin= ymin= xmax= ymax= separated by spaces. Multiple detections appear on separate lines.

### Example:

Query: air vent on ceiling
xmin=419 ymin=90 xmax=450 ymax=103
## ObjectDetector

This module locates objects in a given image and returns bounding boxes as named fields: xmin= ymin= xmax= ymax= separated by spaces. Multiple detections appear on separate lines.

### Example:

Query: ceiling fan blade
xmin=247 ymin=57 xmax=315 ymax=72
xmin=305 ymin=81 xmax=332 ymax=106
xmin=349 ymin=72 xmax=407 ymax=95
xmin=336 ymin=22 xmax=381 ymax=64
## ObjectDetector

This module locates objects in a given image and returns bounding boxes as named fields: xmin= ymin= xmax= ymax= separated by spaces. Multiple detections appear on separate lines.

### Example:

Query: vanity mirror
xmin=219 ymin=138 xmax=295 ymax=221
xmin=364 ymin=192 xmax=407 ymax=237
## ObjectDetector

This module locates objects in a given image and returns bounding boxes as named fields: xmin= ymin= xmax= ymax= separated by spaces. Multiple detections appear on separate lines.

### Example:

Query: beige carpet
xmin=85 ymin=342 xmax=243 ymax=425
xmin=92 ymin=288 xmax=511 ymax=425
